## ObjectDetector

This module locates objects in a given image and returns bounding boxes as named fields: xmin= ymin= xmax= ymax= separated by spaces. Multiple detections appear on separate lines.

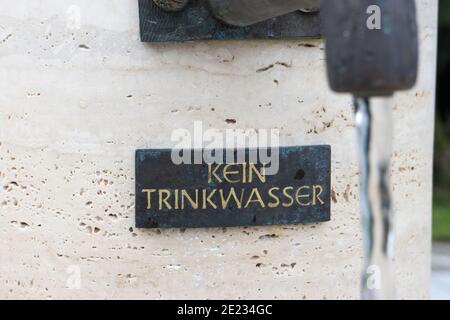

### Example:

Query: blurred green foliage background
xmin=433 ymin=1 xmax=450 ymax=241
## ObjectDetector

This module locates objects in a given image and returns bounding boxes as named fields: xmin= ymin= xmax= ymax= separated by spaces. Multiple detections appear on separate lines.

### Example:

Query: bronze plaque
xmin=135 ymin=146 xmax=331 ymax=228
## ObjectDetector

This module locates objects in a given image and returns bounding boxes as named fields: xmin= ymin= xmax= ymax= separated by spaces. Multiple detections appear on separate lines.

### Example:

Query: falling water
xmin=354 ymin=96 xmax=396 ymax=300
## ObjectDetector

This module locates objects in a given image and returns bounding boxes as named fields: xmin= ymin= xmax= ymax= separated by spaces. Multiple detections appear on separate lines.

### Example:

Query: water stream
xmin=354 ymin=96 xmax=396 ymax=300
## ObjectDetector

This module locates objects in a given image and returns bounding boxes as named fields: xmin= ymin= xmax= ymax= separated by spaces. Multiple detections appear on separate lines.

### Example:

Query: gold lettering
xmin=248 ymin=163 xmax=266 ymax=183
xmin=219 ymin=187 xmax=244 ymax=209
xmin=142 ymin=189 xmax=156 ymax=209
xmin=208 ymin=164 xmax=222 ymax=184
xmin=174 ymin=189 xmax=179 ymax=209
xmin=282 ymin=186 xmax=294 ymax=207
xmin=244 ymin=188 xmax=266 ymax=208
xmin=158 ymin=189 xmax=172 ymax=210
xmin=267 ymin=187 xmax=280 ymax=208
xmin=181 ymin=189 xmax=199 ymax=209
xmin=223 ymin=164 xmax=241 ymax=183
xmin=295 ymin=186 xmax=311 ymax=206
xmin=202 ymin=189 xmax=218 ymax=209
xmin=313 ymin=185 xmax=325 ymax=205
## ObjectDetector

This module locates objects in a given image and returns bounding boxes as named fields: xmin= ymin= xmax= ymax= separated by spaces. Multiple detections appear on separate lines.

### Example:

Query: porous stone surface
xmin=0 ymin=0 xmax=437 ymax=299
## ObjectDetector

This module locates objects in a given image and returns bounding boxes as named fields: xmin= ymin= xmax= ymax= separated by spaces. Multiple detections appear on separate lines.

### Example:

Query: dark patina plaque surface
xmin=139 ymin=0 xmax=322 ymax=42
xmin=135 ymin=146 xmax=331 ymax=229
